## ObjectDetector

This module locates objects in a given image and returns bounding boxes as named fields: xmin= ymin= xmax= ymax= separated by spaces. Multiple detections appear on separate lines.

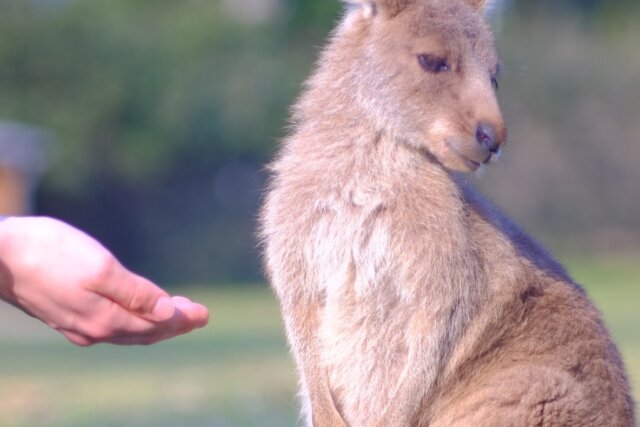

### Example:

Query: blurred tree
xmin=485 ymin=1 xmax=640 ymax=252
xmin=0 ymin=0 xmax=342 ymax=283
xmin=513 ymin=0 xmax=639 ymax=26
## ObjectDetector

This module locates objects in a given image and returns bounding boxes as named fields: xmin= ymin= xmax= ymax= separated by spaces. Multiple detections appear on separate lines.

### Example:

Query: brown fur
xmin=259 ymin=0 xmax=636 ymax=425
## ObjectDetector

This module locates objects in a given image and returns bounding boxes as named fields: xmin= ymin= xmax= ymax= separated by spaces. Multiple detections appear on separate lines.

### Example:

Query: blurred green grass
xmin=0 ymin=254 xmax=638 ymax=426
xmin=0 ymin=287 xmax=298 ymax=427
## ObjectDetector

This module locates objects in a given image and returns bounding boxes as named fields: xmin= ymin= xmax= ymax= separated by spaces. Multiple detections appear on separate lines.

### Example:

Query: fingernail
xmin=194 ymin=303 xmax=210 ymax=328
xmin=171 ymin=296 xmax=193 ymax=307
xmin=152 ymin=296 xmax=175 ymax=320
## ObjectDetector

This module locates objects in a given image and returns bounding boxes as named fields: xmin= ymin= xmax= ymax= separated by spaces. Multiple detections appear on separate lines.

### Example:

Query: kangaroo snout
xmin=476 ymin=122 xmax=506 ymax=154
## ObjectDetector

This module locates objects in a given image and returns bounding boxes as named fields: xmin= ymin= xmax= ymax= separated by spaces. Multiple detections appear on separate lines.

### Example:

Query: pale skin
xmin=0 ymin=216 xmax=209 ymax=346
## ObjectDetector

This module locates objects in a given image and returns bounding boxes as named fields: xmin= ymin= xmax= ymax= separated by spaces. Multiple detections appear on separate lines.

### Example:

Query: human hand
xmin=0 ymin=217 xmax=209 ymax=346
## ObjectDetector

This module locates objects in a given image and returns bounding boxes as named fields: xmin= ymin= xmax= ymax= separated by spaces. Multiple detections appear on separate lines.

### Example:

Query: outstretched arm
xmin=0 ymin=216 xmax=209 ymax=346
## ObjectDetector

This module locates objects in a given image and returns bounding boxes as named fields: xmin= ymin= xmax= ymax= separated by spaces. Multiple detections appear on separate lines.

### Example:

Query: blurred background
xmin=0 ymin=0 xmax=637 ymax=426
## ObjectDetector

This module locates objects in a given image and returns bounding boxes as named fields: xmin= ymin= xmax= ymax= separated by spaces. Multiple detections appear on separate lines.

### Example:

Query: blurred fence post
xmin=0 ymin=121 xmax=52 ymax=216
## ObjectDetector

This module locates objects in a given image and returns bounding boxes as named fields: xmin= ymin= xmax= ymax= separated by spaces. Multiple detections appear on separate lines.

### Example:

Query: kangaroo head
xmin=340 ymin=0 xmax=506 ymax=172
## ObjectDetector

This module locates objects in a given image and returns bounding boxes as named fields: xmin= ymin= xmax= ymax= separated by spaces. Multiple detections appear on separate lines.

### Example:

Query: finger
xmin=58 ymin=329 xmax=94 ymax=347
xmin=91 ymin=264 xmax=175 ymax=322
xmin=62 ymin=297 xmax=165 ymax=345
xmin=105 ymin=297 xmax=209 ymax=345
xmin=171 ymin=296 xmax=210 ymax=329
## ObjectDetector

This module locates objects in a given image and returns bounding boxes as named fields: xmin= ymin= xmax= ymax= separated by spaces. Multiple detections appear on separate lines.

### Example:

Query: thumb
xmin=94 ymin=263 xmax=175 ymax=321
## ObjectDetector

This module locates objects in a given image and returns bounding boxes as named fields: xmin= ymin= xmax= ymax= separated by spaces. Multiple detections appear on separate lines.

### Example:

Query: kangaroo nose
xmin=476 ymin=122 xmax=503 ymax=153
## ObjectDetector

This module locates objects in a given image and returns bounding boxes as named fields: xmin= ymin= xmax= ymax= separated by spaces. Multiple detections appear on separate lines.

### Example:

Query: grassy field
xmin=0 ymin=254 xmax=638 ymax=426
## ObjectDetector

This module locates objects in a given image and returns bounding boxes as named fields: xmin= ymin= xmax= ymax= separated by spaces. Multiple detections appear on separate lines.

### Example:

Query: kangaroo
xmin=259 ymin=0 xmax=636 ymax=425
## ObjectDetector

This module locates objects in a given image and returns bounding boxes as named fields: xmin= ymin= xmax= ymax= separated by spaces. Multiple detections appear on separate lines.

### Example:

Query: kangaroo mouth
xmin=464 ymin=157 xmax=482 ymax=170
xmin=446 ymin=140 xmax=493 ymax=171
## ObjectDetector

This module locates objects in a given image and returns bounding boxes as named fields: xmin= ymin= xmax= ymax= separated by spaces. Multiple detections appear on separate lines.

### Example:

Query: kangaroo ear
xmin=342 ymin=0 xmax=413 ymax=19
xmin=462 ymin=0 xmax=490 ymax=12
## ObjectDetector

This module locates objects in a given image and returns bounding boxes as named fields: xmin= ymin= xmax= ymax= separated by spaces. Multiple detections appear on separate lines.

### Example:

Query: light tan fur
xmin=259 ymin=0 xmax=636 ymax=425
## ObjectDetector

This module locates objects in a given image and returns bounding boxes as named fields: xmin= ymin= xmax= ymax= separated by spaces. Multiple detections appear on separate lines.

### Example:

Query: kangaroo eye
xmin=491 ymin=76 xmax=499 ymax=90
xmin=418 ymin=54 xmax=450 ymax=74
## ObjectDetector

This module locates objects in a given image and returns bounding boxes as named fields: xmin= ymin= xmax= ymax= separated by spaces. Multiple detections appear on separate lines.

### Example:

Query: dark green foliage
xmin=0 ymin=0 xmax=341 ymax=283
